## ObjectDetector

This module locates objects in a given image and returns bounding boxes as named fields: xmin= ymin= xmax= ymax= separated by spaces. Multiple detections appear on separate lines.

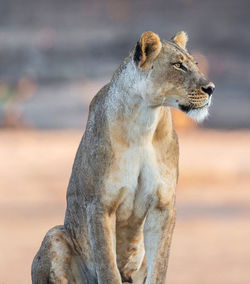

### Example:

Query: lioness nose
xmin=201 ymin=83 xmax=215 ymax=96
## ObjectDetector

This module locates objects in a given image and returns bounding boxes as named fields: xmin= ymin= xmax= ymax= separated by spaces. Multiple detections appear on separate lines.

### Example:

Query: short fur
xmin=172 ymin=31 xmax=188 ymax=50
xmin=32 ymin=31 xmax=214 ymax=284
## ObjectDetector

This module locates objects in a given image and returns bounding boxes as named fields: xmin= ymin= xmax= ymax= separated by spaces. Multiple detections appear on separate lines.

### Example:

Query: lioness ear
xmin=172 ymin=31 xmax=188 ymax=49
xmin=134 ymin=31 xmax=162 ymax=70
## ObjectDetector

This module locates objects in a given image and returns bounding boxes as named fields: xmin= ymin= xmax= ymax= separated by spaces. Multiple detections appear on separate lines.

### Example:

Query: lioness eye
xmin=173 ymin=62 xmax=187 ymax=71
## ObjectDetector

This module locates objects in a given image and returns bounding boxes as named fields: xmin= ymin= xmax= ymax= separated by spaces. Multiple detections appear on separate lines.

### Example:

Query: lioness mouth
xmin=179 ymin=103 xmax=209 ymax=112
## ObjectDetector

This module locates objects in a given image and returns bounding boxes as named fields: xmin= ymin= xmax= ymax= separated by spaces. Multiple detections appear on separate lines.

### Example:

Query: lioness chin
xmin=32 ymin=31 xmax=214 ymax=284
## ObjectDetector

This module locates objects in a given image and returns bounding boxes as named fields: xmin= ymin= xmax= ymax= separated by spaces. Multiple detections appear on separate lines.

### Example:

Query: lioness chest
xmin=104 ymin=143 xmax=171 ymax=224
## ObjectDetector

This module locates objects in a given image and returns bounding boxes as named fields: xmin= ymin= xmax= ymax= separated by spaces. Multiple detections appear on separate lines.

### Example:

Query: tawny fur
xmin=32 ymin=31 xmax=214 ymax=284
xmin=172 ymin=31 xmax=188 ymax=50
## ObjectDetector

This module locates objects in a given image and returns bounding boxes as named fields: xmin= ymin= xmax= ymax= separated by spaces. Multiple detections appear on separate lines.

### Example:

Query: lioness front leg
xmin=87 ymin=202 xmax=122 ymax=284
xmin=143 ymin=202 xmax=176 ymax=284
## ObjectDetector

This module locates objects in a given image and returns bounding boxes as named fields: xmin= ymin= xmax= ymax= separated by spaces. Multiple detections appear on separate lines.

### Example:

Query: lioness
xmin=32 ymin=31 xmax=214 ymax=284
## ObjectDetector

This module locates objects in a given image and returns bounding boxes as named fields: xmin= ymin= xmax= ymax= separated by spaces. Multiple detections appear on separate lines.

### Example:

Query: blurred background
xmin=0 ymin=0 xmax=250 ymax=283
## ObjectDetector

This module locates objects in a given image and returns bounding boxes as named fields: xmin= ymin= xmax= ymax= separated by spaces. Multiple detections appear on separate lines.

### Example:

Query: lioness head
xmin=133 ymin=31 xmax=215 ymax=122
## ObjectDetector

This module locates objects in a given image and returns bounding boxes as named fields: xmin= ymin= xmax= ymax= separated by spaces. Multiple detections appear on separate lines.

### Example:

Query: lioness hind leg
xmin=32 ymin=226 xmax=77 ymax=284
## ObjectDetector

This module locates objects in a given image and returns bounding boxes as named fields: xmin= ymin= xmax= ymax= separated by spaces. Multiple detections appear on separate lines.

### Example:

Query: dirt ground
xmin=0 ymin=129 xmax=250 ymax=284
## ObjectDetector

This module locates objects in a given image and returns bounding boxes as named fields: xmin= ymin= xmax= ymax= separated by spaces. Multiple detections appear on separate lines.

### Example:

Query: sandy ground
xmin=0 ymin=129 xmax=250 ymax=284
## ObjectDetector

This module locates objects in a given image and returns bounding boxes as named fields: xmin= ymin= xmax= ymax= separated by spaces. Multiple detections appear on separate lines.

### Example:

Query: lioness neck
xmin=105 ymin=59 xmax=173 ymax=145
